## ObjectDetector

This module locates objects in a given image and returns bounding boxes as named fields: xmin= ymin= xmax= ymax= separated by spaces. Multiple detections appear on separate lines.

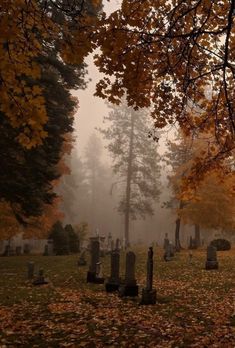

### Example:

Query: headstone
xmin=87 ymin=238 xmax=104 ymax=283
xmin=163 ymin=242 xmax=174 ymax=261
xmin=78 ymin=250 xmax=87 ymax=266
xmin=111 ymin=240 xmax=114 ymax=251
xmin=94 ymin=262 xmax=104 ymax=284
xmin=140 ymin=247 xmax=156 ymax=305
xmin=205 ymin=245 xmax=218 ymax=270
xmin=119 ymin=251 xmax=138 ymax=297
xmin=33 ymin=269 xmax=49 ymax=286
xmin=105 ymin=251 xmax=120 ymax=292
xmin=27 ymin=261 xmax=35 ymax=279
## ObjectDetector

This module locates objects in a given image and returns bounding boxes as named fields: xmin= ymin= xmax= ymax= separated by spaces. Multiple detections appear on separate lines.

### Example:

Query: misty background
xmin=57 ymin=0 xmax=196 ymax=247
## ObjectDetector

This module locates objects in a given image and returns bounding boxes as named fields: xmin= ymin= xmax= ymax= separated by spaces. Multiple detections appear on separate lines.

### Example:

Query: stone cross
xmin=146 ymin=247 xmax=153 ymax=291
xmin=125 ymin=251 xmax=136 ymax=285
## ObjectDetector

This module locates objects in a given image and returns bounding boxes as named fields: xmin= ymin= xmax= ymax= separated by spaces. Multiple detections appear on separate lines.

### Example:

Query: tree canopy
xmin=95 ymin=0 xmax=235 ymax=175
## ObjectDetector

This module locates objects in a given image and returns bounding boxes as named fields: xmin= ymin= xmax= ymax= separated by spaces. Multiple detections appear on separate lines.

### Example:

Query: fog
xmin=58 ymin=1 xmax=206 ymax=247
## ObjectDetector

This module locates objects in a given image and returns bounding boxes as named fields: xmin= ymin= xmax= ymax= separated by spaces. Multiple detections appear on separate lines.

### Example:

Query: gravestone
xmin=163 ymin=242 xmax=174 ymax=261
xmin=87 ymin=238 xmax=104 ymax=283
xmin=119 ymin=251 xmax=138 ymax=297
xmin=94 ymin=262 xmax=104 ymax=284
xmin=27 ymin=261 xmax=35 ymax=279
xmin=33 ymin=269 xmax=49 ymax=286
xmin=140 ymin=247 xmax=156 ymax=305
xmin=105 ymin=251 xmax=120 ymax=292
xmin=111 ymin=240 xmax=114 ymax=251
xmin=78 ymin=250 xmax=87 ymax=266
xmin=205 ymin=245 xmax=219 ymax=270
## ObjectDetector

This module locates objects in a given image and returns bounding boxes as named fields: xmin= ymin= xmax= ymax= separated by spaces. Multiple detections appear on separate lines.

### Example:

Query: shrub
xmin=210 ymin=238 xmax=231 ymax=251
xmin=64 ymin=224 xmax=80 ymax=253
xmin=49 ymin=221 xmax=69 ymax=255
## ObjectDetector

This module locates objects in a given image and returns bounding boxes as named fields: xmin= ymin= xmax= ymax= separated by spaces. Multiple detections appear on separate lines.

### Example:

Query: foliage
xmin=64 ymin=224 xmax=80 ymax=253
xmin=210 ymin=239 xmax=231 ymax=251
xmin=0 ymin=0 xmax=102 ymax=147
xmin=0 ymin=249 xmax=234 ymax=346
xmin=49 ymin=221 xmax=69 ymax=255
xmin=95 ymin=1 xmax=235 ymax=178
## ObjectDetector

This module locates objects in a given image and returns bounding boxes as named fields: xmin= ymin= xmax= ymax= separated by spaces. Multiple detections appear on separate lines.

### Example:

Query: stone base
xmin=87 ymin=272 xmax=104 ymax=283
xmin=205 ymin=260 xmax=219 ymax=270
xmin=140 ymin=289 xmax=156 ymax=305
xmin=118 ymin=284 xmax=139 ymax=297
xmin=105 ymin=282 xmax=119 ymax=292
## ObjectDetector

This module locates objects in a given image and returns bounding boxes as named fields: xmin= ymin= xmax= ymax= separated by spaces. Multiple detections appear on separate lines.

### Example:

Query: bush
xmin=64 ymin=224 xmax=80 ymax=253
xmin=210 ymin=238 xmax=231 ymax=251
xmin=49 ymin=221 xmax=69 ymax=255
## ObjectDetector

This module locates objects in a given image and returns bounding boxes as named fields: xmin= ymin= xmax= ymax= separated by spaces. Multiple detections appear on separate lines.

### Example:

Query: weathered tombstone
xmin=163 ymin=244 xmax=172 ymax=261
xmin=105 ymin=251 xmax=120 ymax=292
xmin=87 ymin=238 xmax=103 ymax=283
xmin=33 ymin=269 xmax=49 ymax=286
xmin=140 ymin=247 xmax=156 ymax=305
xmin=27 ymin=261 xmax=35 ymax=279
xmin=77 ymin=250 xmax=87 ymax=266
xmin=94 ymin=262 xmax=104 ymax=284
xmin=119 ymin=251 xmax=138 ymax=297
xmin=205 ymin=245 xmax=219 ymax=270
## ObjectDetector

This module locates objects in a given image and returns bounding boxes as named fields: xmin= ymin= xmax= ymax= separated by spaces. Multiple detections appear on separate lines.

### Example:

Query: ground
xmin=0 ymin=247 xmax=234 ymax=347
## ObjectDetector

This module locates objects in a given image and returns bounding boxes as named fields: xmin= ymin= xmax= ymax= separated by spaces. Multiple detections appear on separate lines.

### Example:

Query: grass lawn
xmin=0 ymin=247 xmax=234 ymax=347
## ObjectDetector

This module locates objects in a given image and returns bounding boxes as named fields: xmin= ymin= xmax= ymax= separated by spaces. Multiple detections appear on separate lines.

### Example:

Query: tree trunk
xmin=175 ymin=200 xmax=183 ymax=251
xmin=194 ymin=224 xmax=201 ymax=248
xmin=124 ymin=113 xmax=134 ymax=247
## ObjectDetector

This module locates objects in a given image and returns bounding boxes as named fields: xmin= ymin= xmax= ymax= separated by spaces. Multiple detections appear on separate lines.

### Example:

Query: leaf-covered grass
xmin=0 ymin=247 xmax=234 ymax=347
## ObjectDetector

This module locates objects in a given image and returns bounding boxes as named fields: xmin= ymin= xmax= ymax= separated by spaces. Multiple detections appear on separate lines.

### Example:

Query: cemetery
xmin=0 ymin=238 xmax=234 ymax=347
xmin=1 ymin=1 xmax=235 ymax=347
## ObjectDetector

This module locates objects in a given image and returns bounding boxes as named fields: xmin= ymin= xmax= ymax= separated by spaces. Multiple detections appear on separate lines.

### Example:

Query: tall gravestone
xmin=87 ymin=238 xmax=104 ymax=283
xmin=105 ymin=250 xmax=120 ymax=292
xmin=140 ymin=247 xmax=156 ymax=305
xmin=119 ymin=251 xmax=138 ymax=297
xmin=205 ymin=245 xmax=219 ymax=270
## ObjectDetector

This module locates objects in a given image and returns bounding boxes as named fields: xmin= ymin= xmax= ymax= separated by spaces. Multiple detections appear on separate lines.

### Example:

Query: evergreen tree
xmin=100 ymin=101 xmax=161 ymax=246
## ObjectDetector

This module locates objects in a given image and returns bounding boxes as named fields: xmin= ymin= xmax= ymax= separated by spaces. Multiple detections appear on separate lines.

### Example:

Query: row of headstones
xmin=86 ymin=238 xmax=156 ymax=305
xmin=163 ymin=235 xmax=219 ymax=269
